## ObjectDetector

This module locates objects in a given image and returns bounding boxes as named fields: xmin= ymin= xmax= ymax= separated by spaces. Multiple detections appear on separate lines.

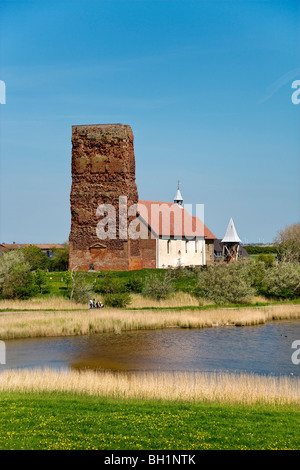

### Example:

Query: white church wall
xmin=157 ymin=237 xmax=205 ymax=268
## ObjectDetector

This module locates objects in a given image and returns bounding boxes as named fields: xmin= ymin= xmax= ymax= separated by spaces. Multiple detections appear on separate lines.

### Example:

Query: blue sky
xmin=0 ymin=0 xmax=299 ymax=244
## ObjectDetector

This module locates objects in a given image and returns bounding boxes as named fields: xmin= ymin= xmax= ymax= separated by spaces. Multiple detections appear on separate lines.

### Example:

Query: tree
xmin=63 ymin=271 xmax=72 ymax=291
xmin=142 ymin=270 xmax=174 ymax=301
xmin=33 ymin=268 xmax=50 ymax=294
xmin=49 ymin=243 xmax=69 ymax=271
xmin=21 ymin=245 xmax=49 ymax=271
xmin=0 ymin=250 xmax=25 ymax=286
xmin=0 ymin=250 xmax=40 ymax=299
xmin=274 ymin=223 xmax=300 ymax=262
xmin=1 ymin=263 xmax=38 ymax=299
xmin=69 ymin=267 xmax=94 ymax=303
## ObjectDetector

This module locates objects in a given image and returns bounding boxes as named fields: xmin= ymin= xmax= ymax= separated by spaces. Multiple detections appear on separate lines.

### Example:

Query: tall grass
xmin=130 ymin=292 xmax=203 ymax=308
xmin=0 ymin=303 xmax=299 ymax=340
xmin=0 ymin=296 xmax=87 ymax=311
xmin=0 ymin=368 xmax=298 ymax=405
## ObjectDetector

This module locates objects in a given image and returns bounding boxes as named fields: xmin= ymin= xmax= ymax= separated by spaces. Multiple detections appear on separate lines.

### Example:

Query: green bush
xmin=245 ymin=260 xmax=267 ymax=292
xmin=94 ymin=273 xmax=131 ymax=307
xmin=258 ymin=262 xmax=300 ymax=299
xmin=0 ymin=250 xmax=38 ymax=299
xmin=71 ymin=275 xmax=94 ymax=304
xmin=195 ymin=262 xmax=255 ymax=305
xmin=94 ymin=274 xmax=128 ymax=294
xmin=126 ymin=276 xmax=144 ymax=293
xmin=33 ymin=268 xmax=50 ymax=294
xmin=103 ymin=292 xmax=131 ymax=308
xmin=256 ymin=253 xmax=276 ymax=267
xmin=2 ymin=264 xmax=38 ymax=299
xmin=142 ymin=271 xmax=174 ymax=301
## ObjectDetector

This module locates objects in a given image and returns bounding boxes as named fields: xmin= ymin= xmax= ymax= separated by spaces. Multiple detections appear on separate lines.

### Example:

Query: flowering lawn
xmin=0 ymin=392 xmax=299 ymax=450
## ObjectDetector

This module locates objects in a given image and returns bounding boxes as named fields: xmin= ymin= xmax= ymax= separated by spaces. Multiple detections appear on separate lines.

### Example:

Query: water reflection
xmin=2 ymin=321 xmax=300 ymax=376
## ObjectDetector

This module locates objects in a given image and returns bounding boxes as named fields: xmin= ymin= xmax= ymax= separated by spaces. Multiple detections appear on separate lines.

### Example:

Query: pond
xmin=1 ymin=320 xmax=300 ymax=376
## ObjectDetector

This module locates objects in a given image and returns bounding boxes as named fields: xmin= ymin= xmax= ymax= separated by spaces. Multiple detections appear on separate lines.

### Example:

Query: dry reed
xmin=130 ymin=292 xmax=203 ymax=308
xmin=0 ymin=297 xmax=87 ymax=311
xmin=0 ymin=292 xmax=202 ymax=311
xmin=0 ymin=303 xmax=299 ymax=340
xmin=0 ymin=368 xmax=298 ymax=405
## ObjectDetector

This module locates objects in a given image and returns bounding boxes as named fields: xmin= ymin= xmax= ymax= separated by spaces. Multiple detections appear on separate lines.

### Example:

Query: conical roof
xmin=174 ymin=188 xmax=183 ymax=202
xmin=221 ymin=218 xmax=241 ymax=243
xmin=174 ymin=181 xmax=183 ymax=204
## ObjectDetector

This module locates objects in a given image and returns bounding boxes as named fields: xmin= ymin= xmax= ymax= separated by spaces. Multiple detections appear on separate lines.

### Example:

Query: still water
xmin=2 ymin=321 xmax=300 ymax=376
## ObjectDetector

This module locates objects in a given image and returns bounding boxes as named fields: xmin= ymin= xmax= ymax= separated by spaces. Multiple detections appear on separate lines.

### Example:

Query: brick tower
xmin=69 ymin=124 xmax=142 ymax=271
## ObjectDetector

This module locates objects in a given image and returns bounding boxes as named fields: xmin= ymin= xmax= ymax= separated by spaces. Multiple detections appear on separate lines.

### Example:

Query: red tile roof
xmin=137 ymin=200 xmax=216 ymax=239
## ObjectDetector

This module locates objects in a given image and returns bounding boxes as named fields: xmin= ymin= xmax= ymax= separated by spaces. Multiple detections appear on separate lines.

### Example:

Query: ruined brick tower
xmin=69 ymin=124 xmax=142 ymax=271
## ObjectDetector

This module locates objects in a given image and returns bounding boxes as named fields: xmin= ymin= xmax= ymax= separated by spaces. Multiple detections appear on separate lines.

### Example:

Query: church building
xmin=137 ymin=185 xmax=216 ymax=268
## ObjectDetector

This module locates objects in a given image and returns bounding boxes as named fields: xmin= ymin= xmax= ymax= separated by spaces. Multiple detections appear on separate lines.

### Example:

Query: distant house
xmin=0 ymin=243 xmax=65 ymax=259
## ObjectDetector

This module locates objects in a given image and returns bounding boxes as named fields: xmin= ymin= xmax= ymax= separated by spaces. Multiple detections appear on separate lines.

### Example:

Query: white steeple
xmin=174 ymin=180 xmax=183 ymax=206
xmin=222 ymin=218 xmax=241 ymax=243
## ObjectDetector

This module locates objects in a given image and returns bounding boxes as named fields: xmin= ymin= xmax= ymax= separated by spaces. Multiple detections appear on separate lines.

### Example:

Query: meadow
xmin=0 ymin=392 xmax=298 ymax=450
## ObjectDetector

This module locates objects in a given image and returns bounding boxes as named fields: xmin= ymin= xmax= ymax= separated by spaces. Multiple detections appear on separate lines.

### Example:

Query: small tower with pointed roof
xmin=221 ymin=218 xmax=241 ymax=263
xmin=174 ymin=180 xmax=183 ymax=206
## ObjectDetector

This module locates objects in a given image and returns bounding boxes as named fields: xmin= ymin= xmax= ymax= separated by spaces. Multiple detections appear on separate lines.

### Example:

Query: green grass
xmin=0 ymin=392 xmax=299 ymax=450
xmin=127 ymin=299 xmax=300 ymax=311
xmin=44 ymin=269 xmax=198 ymax=297
xmin=45 ymin=271 xmax=71 ymax=296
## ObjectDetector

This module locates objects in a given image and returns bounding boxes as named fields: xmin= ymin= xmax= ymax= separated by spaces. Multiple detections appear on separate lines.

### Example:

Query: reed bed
xmin=0 ymin=292 xmax=203 ymax=311
xmin=130 ymin=292 xmax=203 ymax=308
xmin=0 ymin=303 xmax=299 ymax=340
xmin=0 ymin=296 xmax=87 ymax=311
xmin=0 ymin=368 xmax=298 ymax=405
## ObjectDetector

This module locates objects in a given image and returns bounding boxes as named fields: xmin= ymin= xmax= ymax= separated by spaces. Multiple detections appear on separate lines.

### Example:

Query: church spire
xmin=221 ymin=218 xmax=241 ymax=243
xmin=174 ymin=180 xmax=183 ymax=206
